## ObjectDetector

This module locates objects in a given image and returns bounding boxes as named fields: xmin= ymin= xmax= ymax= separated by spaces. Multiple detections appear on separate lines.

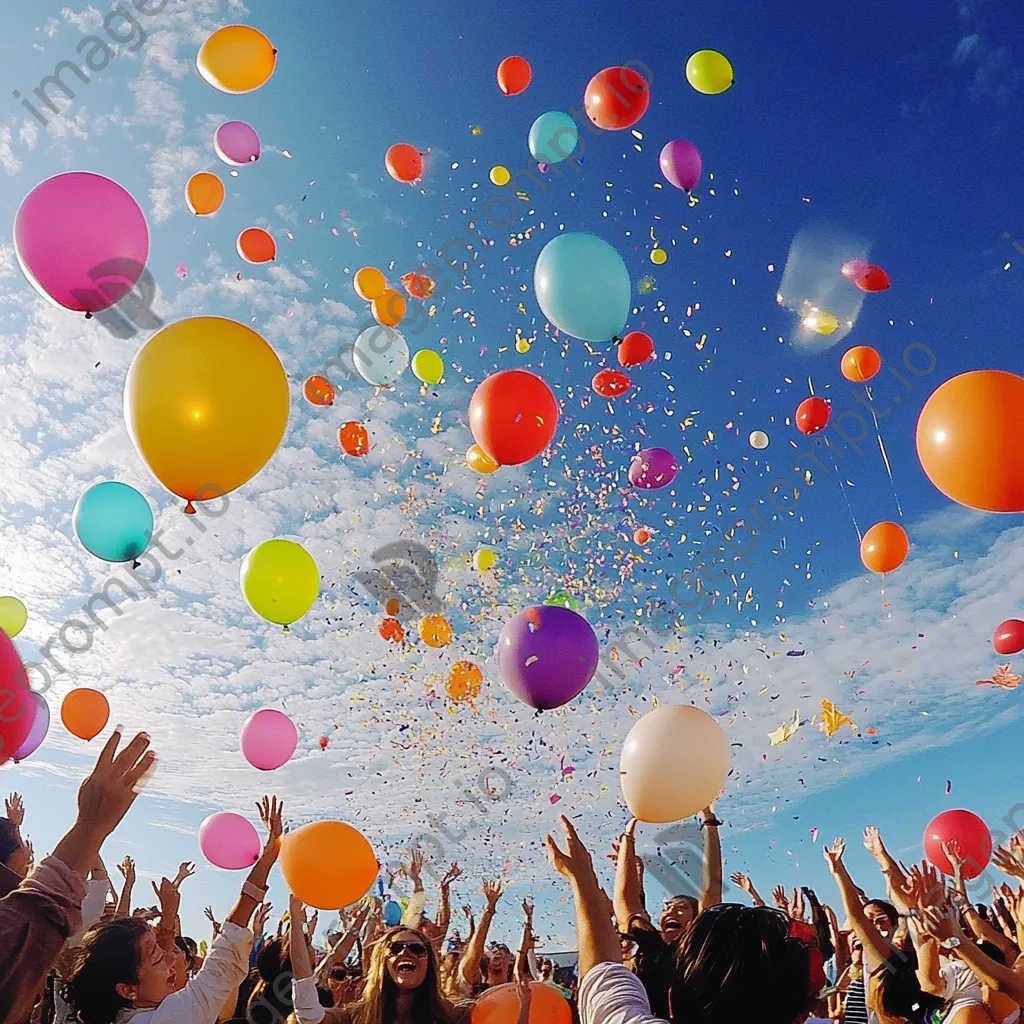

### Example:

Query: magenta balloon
xmin=214 ymin=121 xmax=261 ymax=166
xmin=13 ymin=692 xmax=49 ymax=762
xmin=0 ymin=631 xmax=36 ymax=766
xmin=198 ymin=811 xmax=261 ymax=869
xmin=659 ymin=140 xmax=702 ymax=192
xmin=496 ymin=605 xmax=599 ymax=711
xmin=240 ymin=708 xmax=298 ymax=771
xmin=14 ymin=172 xmax=150 ymax=315
xmin=628 ymin=447 xmax=679 ymax=489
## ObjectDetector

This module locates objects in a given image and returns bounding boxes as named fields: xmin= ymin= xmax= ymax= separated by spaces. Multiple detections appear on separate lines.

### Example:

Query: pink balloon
xmin=841 ymin=258 xmax=869 ymax=281
xmin=659 ymin=140 xmax=702 ymax=192
xmin=214 ymin=121 xmax=261 ymax=166
xmin=241 ymin=708 xmax=298 ymax=771
xmin=13 ymin=692 xmax=49 ymax=762
xmin=198 ymin=812 xmax=261 ymax=869
xmin=0 ymin=631 xmax=36 ymax=766
xmin=14 ymin=172 xmax=150 ymax=315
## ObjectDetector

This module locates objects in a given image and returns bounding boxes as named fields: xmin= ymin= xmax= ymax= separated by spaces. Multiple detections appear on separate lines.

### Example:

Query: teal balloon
xmin=73 ymin=481 xmax=153 ymax=564
xmin=383 ymin=900 xmax=402 ymax=926
xmin=534 ymin=233 xmax=631 ymax=342
xmin=528 ymin=111 xmax=579 ymax=164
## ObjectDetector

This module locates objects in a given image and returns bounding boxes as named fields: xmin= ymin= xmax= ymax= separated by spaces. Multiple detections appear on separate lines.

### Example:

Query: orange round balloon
xmin=447 ymin=661 xmax=483 ymax=702
xmin=353 ymin=266 xmax=387 ymax=301
xmin=496 ymin=56 xmax=532 ymax=96
xmin=633 ymin=528 xmax=651 ymax=545
xmin=420 ymin=614 xmax=453 ymax=648
xmin=467 ymin=444 xmax=499 ymax=474
xmin=303 ymin=375 xmax=334 ymax=407
xmin=917 ymin=370 xmax=1024 ymax=512
xmin=61 ymin=688 xmax=110 ymax=741
xmin=185 ymin=172 xmax=225 ymax=216
xmin=860 ymin=521 xmax=909 ymax=574
xmin=841 ymin=345 xmax=882 ymax=383
xmin=279 ymin=821 xmax=378 ymax=910
xmin=385 ymin=144 xmax=424 ymax=184
xmin=379 ymin=618 xmax=405 ymax=643
xmin=384 ymin=598 xmax=400 ymax=617
xmin=471 ymin=982 xmax=571 ymax=1024
xmin=372 ymin=289 xmax=406 ymax=328
xmin=237 ymin=227 xmax=276 ymax=264
xmin=338 ymin=421 xmax=370 ymax=457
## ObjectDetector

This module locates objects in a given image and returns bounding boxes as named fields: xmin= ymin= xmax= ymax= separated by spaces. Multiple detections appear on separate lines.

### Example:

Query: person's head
xmin=864 ymin=899 xmax=899 ymax=939
xmin=328 ymin=963 xmax=362 ymax=1006
xmin=868 ymin=941 xmax=942 ymax=1024
xmin=539 ymin=958 xmax=553 ymax=979
xmin=660 ymin=894 xmax=699 ymax=942
xmin=358 ymin=927 xmax=451 ymax=1023
xmin=0 ymin=819 xmax=29 ymax=878
xmin=482 ymin=941 xmax=512 ymax=980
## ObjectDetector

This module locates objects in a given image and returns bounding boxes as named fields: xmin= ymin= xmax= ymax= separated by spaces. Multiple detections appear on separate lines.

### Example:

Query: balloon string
xmin=864 ymin=385 xmax=904 ymax=519
xmin=824 ymin=436 xmax=862 ymax=543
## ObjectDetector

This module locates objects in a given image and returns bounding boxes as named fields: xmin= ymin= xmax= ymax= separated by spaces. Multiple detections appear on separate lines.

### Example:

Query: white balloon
xmin=353 ymin=326 xmax=409 ymax=386
xmin=749 ymin=430 xmax=769 ymax=450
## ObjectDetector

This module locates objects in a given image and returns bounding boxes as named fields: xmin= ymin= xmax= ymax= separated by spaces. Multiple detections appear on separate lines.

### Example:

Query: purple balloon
xmin=215 ymin=121 xmax=261 ymax=166
xmin=13 ymin=692 xmax=49 ymax=762
xmin=497 ymin=606 xmax=599 ymax=711
xmin=659 ymin=140 xmax=702 ymax=192
xmin=198 ymin=811 xmax=261 ymax=870
xmin=629 ymin=447 xmax=679 ymax=489
xmin=14 ymin=172 xmax=150 ymax=315
xmin=241 ymin=708 xmax=298 ymax=771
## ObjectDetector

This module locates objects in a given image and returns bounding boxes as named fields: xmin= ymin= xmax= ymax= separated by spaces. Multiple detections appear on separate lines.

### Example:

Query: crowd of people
xmin=2 ymin=729 xmax=1024 ymax=1024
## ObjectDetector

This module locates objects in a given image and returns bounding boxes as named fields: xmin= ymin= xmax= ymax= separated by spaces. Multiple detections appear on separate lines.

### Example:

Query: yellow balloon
xmin=489 ymin=165 xmax=511 ymax=186
xmin=240 ymin=539 xmax=320 ymax=627
xmin=473 ymin=549 xmax=497 ymax=571
xmin=0 ymin=597 xmax=27 ymax=638
xmin=197 ymin=25 xmax=277 ymax=95
xmin=411 ymin=349 xmax=444 ymax=385
xmin=124 ymin=317 xmax=289 ymax=512
xmin=650 ymin=248 xmax=668 ymax=265
xmin=515 ymin=338 xmax=531 ymax=354
xmin=808 ymin=310 xmax=839 ymax=335
xmin=466 ymin=444 xmax=499 ymax=474
xmin=685 ymin=49 xmax=734 ymax=95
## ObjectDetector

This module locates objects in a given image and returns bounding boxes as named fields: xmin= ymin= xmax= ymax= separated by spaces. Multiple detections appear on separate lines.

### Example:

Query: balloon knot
xmin=84 ymin=311 xmax=93 ymax=320
xmin=283 ymin=624 xmax=291 ymax=633
xmin=184 ymin=501 xmax=197 ymax=514
xmin=132 ymin=559 xmax=141 ymax=570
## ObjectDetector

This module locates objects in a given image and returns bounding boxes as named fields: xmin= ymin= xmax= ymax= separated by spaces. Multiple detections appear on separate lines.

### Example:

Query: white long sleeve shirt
xmin=292 ymin=975 xmax=327 ymax=1024
xmin=67 ymin=878 xmax=109 ymax=947
xmin=578 ymin=962 xmax=669 ymax=1024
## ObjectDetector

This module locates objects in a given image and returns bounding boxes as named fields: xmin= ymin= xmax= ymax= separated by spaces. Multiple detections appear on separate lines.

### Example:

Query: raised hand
xmin=118 ymin=856 xmax=136 ymax=885
xmin=791 ymin=887 xmax=806 ymax=921
xmin=482 ymin=878 xmax=504 ymax=908
xmin=5 ymin=793 xmax=25 ymax=829
xmin=772 ymin=884 xmax=788 ymax=909
xmin=822 ymin=837 xmax=846 ymax=873
xmin=308 ymin=910 xmax=319 ymax=938
xmin=172 ymin=862 xmax=196 ymax=889
xmin=25 ymin=840 xmax=34 ymax=870
xmin=256 ymin=796 xmax=284 ymax=861
xmin=441 ymin=861 xmax=462 ymax=886
xmin=204 ymin=905 xmax=221 ymax=935
xmin=730 ymin=872 xmax=753 ymax=893
xmin=253 ymin=901 xmax=273 ymax=936
xmin=544 ymin=816 xmax=597 ymax=887
xmin=863 ymin=825 xmax=884 ymax=859
xmin=77 ymin=730 xmax=157 ymax=840
xmin=941 ymin=839 xmax=966 ymax=873
xmin=151 ymin=876 xmax=180 ymax=925
xmin=407 ymin=846 xmax=424 ymax=882
xmin=462 ymin=904 xmax=473 ymax=920
xmin=993 ymin=839 xmax=1024 ymax=880
xmin=920 ymin=898 xmax=958 ymax=942
xmin=522 ymin=897 xmax=534 ymax=923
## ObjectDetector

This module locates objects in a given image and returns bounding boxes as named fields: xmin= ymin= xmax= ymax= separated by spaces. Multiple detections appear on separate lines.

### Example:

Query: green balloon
xmin=0 ymin=596 xmax=27 ymax=638
xmin=545 ymin=591 xmax=581 ymax=611
xmin=411 ymin=348 xmax=444 ymax=385
xmin=240 ymin=539 xmax=320 ymax=626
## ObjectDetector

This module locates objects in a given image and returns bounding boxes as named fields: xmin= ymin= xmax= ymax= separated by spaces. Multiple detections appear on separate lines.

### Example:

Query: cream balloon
xmin=619 ymin=705 xmax=730 ymax=822
xmin=749 ymin=430 xmax=769 ymax=450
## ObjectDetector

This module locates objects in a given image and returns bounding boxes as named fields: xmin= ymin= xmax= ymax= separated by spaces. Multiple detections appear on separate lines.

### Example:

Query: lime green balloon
xmin=545 ymin=590 xmax=581 ymax=611
xmin=411 ymin=349 xmax=444 ymax=385
xmin=240 ymin=539 xmax=320 ymax=626
xmin=0 ymin=597 xmax=27 ymax=638
xmin=685 ymin=49 xmax=734 ymax=95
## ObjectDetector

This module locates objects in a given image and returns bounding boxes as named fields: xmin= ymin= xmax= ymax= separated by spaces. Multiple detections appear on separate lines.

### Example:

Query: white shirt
xmin=292 ymin=976 xmax=327 ymax=1024
xmin=578 ymin=962 xmax=668 ymax=1024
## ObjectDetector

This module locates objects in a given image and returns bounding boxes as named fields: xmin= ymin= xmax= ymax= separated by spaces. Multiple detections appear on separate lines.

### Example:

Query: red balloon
xmin=0 ymin=631 xmax=35 ymax=766
xmin=923 ymin=809 xmax=992 ymax=879
xmin=469 ymin=370 xmax=558 ymax=466
xmin=584 ymin=66 xmax=650 ymax=130
xmin=795 ymin=396 xmax=832 ymax=436
xmin=385 ymin=144 xmax=423 ymax=185
xmin=618 ymin=331 xmax=654 ymax=367
xmin=592 ymin=368 xmax=631 ymax=398
xmin=496 ymin=56 xmax=532 ymax=96
xmin=993 ymin=618 xmax=1024 ymax=655
xmin=338 ymin=421 xmax=370 ymax=457
xmin=855 ymin=265 xmax=891 ymax=293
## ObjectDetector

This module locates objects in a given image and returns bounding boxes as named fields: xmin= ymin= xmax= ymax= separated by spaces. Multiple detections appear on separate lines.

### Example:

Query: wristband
xmin=242 ymin=880 xmax=269 ymax=901
xmin=700 ymin=816 xmax=723 ymax=828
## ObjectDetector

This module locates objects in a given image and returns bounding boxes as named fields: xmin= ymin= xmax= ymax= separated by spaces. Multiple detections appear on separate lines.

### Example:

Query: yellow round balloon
xmin=0 ymin=596 xmax=28 ymax=638
xmin=685 ymin=49 xmax=734 ymax=95
xmin=809 ymin=310 xmax=839 ymax=336
xmin=240 ymin=539 xmax=320 ymax=627
xmin=197 ymin=25 xmax=277 ymax=95
xmin=124 ymin=317 xmax=289 ymax=512
xmin=466 ymin=444 xmax=499 ymax=475
xmin=353 ymin=266 xmax=387 ymax=301
xmin=411 ymin=349 xmax=444 ymax=385
xmin=650 ymin=248 xmax=668 ymax=265
xmin=473 ymin=549 xmax=497 ymax=571
xmin=515 ymin=338 xmax=531 ymax=354
xmin=489 ymin=165 xmax=511 ymax=187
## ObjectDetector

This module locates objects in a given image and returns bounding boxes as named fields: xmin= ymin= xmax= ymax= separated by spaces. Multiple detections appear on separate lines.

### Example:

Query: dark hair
xmin=63 ymin=919 xmax=150 ymax=1024
xmin=864 ymin=899 xmax=899 ymax=930
xmin=804 ymin=888 xmax=835 ymax=963
xmin=978 ymin=940 xmax=1006 ymax=966
xmin=0 ymin=819 xmax=21 ymax=864
xmin=870 ymin=942 xmax=942 ymax=1024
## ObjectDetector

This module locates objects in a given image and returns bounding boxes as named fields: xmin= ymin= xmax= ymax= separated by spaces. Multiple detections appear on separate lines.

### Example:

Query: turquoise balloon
xmin=534 ymin=233 xmax=631 ymax=342
xmin=528 ymin=111 xmax=579 ymax=164
xmin=73 ymin=481 xmax=154 ymax=564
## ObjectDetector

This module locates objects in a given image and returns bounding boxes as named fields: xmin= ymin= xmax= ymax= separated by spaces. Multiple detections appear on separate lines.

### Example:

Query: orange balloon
xmin=385 ymin=143 xmax=423 ymax=184
xmin=420 ymin=614 xmax=453 ymax=648
xmin=841 ymin=345 xmax=882 ymax=383
xmin=860 ymin=521 xmax=909 ymax=574
xmin=338 ymin=421 xmax=370 ymax=457
xmin=185 ymin=172 xmax=225 ymax=216
xmin=496 ymin=56 xmax=533 ymax=96
xmin=61 ymin=688 xmax=110 ymax=741
xmin=472 ymin=982 xmax=571 ymax=1024
xmin=279 ymin=821 xmax=379 ymax=910
xmin=372 ymin=289 xmax=406 ymax=327
xmin=446 ymin=661 xmax=483 ymax=702
xmin=379 ymin=618 xmax=405 ymax=643
xmin=466 ymin=444 xmax=499 ymax=474
xmin=353 ymin=266 xmax=387 ymax=301
xmin=917 ymin=370 xmax=1024 ymax=512
xmin=633 ymin=528 xmax=651 ymax=545
xmin=384 ymin=598 xmax=400 ymax=617
xmin=303 ymin=375 xmax=334 ymax=407
xmin=237 ymin=227 xmax=276 ymax=264
xmin=400 ymin=272 xmax=435 ymax=300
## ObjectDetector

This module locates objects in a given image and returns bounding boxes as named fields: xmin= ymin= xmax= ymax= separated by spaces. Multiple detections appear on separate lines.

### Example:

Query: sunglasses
xmin=330 ymin=967 xmax=349 ymax=981
xmin=389 ymin=940 xmax=428 ymax=957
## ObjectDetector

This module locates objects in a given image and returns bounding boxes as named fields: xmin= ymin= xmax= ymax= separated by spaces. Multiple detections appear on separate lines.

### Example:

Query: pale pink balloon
xmin=659 ymin=140 xmax=702 ymax=192
xmin=214 ymin=121 xmax=261 ymax=166
xmin=14 ymin=172 xmax=150 ymax=315
xmin=13 ymin=692 xmax=49 ymax=762
xmin=241 ymin=708 xmax=298 ymax=771
xmin=198 ymin=812 xmax=261 ymax=869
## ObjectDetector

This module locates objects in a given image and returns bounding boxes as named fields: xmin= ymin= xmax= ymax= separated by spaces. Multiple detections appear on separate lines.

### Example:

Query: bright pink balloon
xmin=0 ymin=631 xmax=36 ymax=766
xmin=198 ymin=811 xmax=261 ymax=869
xmin=923 ymin=809 xmax=991 ymax=880
xmin=215 ymin=121 xmax=261 ymax=165
xmin=659 ymin=140 xmax=702 ymax=192
xmin=14 ymin=172 xmax=150 ymax=315
xmin=13 ymin=692 xmax=49 ymax=762
xmin=241 ymin=708 xmax=298 ymax=771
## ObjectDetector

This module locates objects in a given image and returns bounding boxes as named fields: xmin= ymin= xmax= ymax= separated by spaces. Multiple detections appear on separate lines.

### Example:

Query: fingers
xmin=559 ymin=815 xmax=581 ymax=846
xmin=95 ymin=726 xmax=124 ymax=769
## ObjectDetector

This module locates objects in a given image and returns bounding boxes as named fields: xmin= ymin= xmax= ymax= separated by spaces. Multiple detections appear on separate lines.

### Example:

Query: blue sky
xmin=1 ymin=0 xmax=1024 ymax=948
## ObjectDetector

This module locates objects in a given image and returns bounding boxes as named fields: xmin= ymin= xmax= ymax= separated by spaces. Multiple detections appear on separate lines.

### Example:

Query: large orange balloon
xmin=385 ymin=144 xmax=423 ymax=185
xmin=420 ymin=614 xmax=453 ymax=648
xmin=841 ymin=345 xmax=881 ymax=383
xmin=185 ymin=172 xmax=225 ymax=216
xmin=496 ymin=56 xmax=532 ymax=96
xmin=466 ymin=444 xmax=499 ymax=474
xmin=860 ymin=521 xmax=909 ymax=574
xmin=917 ymin=370 xmax=1024 ymax=512
xmin=303 ymin=375 xmax=334 ymax=407
xmin=372 ymin=289 xmax=406 ymax=327
xmin=469 ymin=370 xmax=558 ymax=467
xmin=279 ymin=821 xmax=378 ymax=910
xmin=237 ymin=227 xmax=276 ymax=264
xmin=472 ymin=983 xmax=571 ymax=1024
xmin=353 ymin=266 xmax=387 ymax=301
xmin=339 ymin=421 xmax=370 ymax=457
xmin=61 ymin=688 xmax=109 ymax=741
xmin=447 ymin=661 xmax=483 ymax=702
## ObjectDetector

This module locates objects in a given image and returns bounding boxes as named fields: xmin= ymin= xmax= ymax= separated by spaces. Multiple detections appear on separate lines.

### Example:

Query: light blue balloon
xmin=353 ymin=326 xmax=409 ymax=387
xmin=528 ymin=111 xmax=579 ymax=164
xmin=534 ymin=233 xmax=631 ymax=342
xmin=73 ymin=481 xmax=153 ymax=564
xmin=383 ymin=900 xmax=402 ymax=926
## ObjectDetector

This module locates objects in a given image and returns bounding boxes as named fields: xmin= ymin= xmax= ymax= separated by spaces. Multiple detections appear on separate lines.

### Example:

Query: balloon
xmin=545 ymin=591 xmax=581 ymax=611
xmin=855 ymin=265 xmax=891 ymax=292
xmin=685 ymin=50 xmax=734 ymax=95
xmin=633 ymin=528 xmax=651 ymax=545
xmin=196 ymin=25 xmax=276 ymax=94
xmin=472 ymin=982 xmax=571 ymax=1024
xmin=628 ymin=447 xmax=679 ymax=490
xmin=0 ymin=597 xmax=28 ymax=638
xmin=620 ymin=705 xmax=730 ymax=822
xmin=474 ymin=549 xmax=497 ymax=571
xmin=650 ymin=248 xmax=668 ymax=266
xmin=528 ymin=112 xmax=579 ymax=165
xmin=385 ymin=144 xmax=424 ymax=184
xmin=923 ymin=809 xmax=992 ymax=879
xmin=806 ymin=310 xmax=838 ymax=335
xmin=280 ymin=821 xmax=378 ymax=910
xmin=73 ymin=482 xmax=154 ymax=564
xmin=469 ymin=370 xmax=558 ymax=466
xmin=795 ymin=396 xmax=831 ymax=436
xmin=412 ymin=350 xmax=444 ymax=385
xmin=447 ymin=661 xmax=483 ymax=702
xmin=353 ymin=326 xmax=409 ymax=387
xmin=584 ymin=66 xmax=650 ymax=130
xmin=489 ymin=166 xmax=511 ymax=186
xmin=916 ymin=370 xmax=1024 ymax=512
xmin=184 ymin=172 xmax=225 ymax=216
xmin=860 ymin=522 xmax=909 ymax=574
xmin=303 ymin=375 xmax=335 ymax=407
xmin=241 ymin=539 xmax=319 ymax=628
xmin=13 ymin=692 xmax=49 ymax=762
xmin=618 ymin=331 xmax=655 ymax=367
xmin=214 ymin=120 xmax=261 ymax=165
xmin=385 ymin=599 xmax=400 ymax=618
xmin=237 ymin=227 xmax=276 ymax=264
xmin=379 ymin=618 xmax=405 ymax=643
xmin=496 ymin=56 xmax=532 ymax=96
xmin=338 ymin=421 xmax=370 ymax=457
xmin=749 ymin=430 xmax=770 ymax=450
xmin=372 ymin=289 xmax=406 ymax=328
xmin=400 ymin=273 xmax=435 ymax=300
xmin=240 ymin=709 xmax=298 ymax=771
xmin=124 ymin=317 xmax=289 ymax=512
xmin=659 ymin=140 xmax=702 ymax=191
xmin=466 ymin=444 xmax=499 ymax=474
xmin=0 ymin=632 xmax=35 ymax=765
xmin=841 ymin=259 xmax=869 ymax=281
xmin=383 ymin=900 xmax=403 ymax=927
xmin=841 ymin=345 xmax=881 ymax=383
xmin=60 ymin=688 xmax=109 ymax=741
xmin=353 ymin=267 xmax=387 ymax=301
xmin=535 ymin=233 xmax=630 ymax=342
xmin=592 ymin=369 xmax=631 ymax=398
xmin=14 ymin=172 xmax=149 ymax=315
xmin=198 ymin=811 xmax=261 ymax=869
xmin=420 ymin=614 xmax=453 ymax=648
xmin=993 ymin=619 xmax=1024 ymax=655
xmin=497 ymin=606 xmax=599 ymax=711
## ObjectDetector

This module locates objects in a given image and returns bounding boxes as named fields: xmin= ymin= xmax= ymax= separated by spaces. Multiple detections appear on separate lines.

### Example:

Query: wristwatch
xmin=940 ymin=936 xmax=961 ymax=950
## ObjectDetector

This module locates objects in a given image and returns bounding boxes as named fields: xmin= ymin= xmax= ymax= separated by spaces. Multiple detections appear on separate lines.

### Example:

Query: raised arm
xmin=823 ymin=837 xmax=894 ymax=971
xmin=402 ymin=847 xmax=426 ymax=928
xmin=222 ymin=796 xmax=283 ymax=931
xmin=515 ymin=898 xmax=536 ymax=983
xmin=115 ymin=856 xmax=135 ymax=919
xmin=613 ymin=819 xmax=648 ymax=932
xmin=457 ymin=879 xmax=503 ymax=990
xmin=436 ymin=861 xmax=460 ymax=941
xmin=729 ymin=872 xmax=766 ymax=907
xmin=947 ymin=840 xmax=1020 ymax=963
xmin=863 ymin=826 xmax=911 ymax=915
xmin=699 ymin=806 xmax=723 ymax=911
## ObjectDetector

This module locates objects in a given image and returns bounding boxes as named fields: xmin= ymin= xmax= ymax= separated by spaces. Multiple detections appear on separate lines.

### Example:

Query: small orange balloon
xmin=279 ymin=820 xmax=379 ymax=911
xmin=61 ymin=688 xmax=110 ymax=741
xmin=339 ymin=421 xmax=370 ymax=457
xmin=237 ymin=227 xmax=276 ymax=264
xmin=384 ymin=598 xmax=400 ymax=617
xmin=185 ymin=172 xmax=225 ymax=216
xmin=860 ymin=521 xmax=909 ymax=574
xmin=446 ymin=660 xmax=483 ymax=702
xmin=353 ymin=266 xmax=387 ymax=301
xmin=633 ymin=528 xmax=651 ymax=545
xmin=379 ymin=618 xmax=405 ymax=643
xmin=466 ymin=444 xmax=499 ymax=474
xmin=472 ymin=982 xmax=571 ymax=1024
xmin=400 ymin=272 xmax=435 ymax=299
xmin=420 ymin=613 xmax=453 ymax=648
xmin=303 ymin=375 xmax=335 ymax=407
xmin=372 ymin=289 xmax=406 ymax=327
xmin=385 ymin=143 xmax=424 ymax=185
xmin=841 ymin=345 xmax=882 ymax=383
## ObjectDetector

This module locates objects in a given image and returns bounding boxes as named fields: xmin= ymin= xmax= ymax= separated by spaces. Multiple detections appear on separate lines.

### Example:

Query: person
xmin=0 ymin=794 xmax=31 ymax=895
xmin=452 ymin=880 xmax=507 ymax=997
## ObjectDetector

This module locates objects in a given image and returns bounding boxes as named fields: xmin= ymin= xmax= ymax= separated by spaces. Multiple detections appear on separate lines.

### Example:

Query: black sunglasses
xmin=389 ymin=940 xmax=428 ymax=957
xmin=330 ymin=967 xmax=349 ymax=981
